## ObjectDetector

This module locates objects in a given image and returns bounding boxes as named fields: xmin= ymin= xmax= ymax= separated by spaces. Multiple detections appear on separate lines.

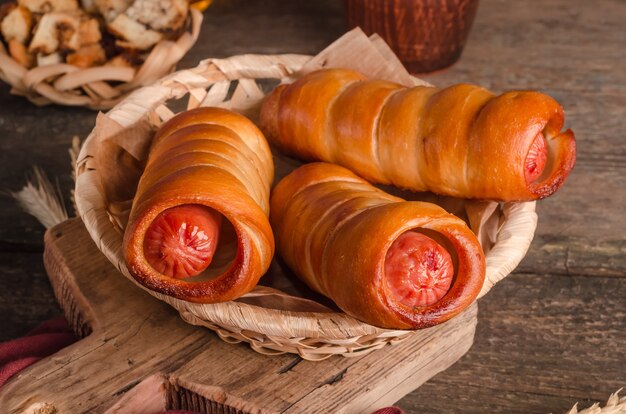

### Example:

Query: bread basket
xmin=0 ymin=7 xmax=202 ymax=110
xmin=74 ymin=29 xmax=538 ymax=361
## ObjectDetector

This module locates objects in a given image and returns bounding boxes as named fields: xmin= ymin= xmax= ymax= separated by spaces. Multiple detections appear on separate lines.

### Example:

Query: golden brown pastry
xmin=270 ymin=162 xmax=486 ymax=329
xmin=260 ymin=68 xmax=576 ymax=201
xmin=123 ymin=107 xmax=274 ymax=303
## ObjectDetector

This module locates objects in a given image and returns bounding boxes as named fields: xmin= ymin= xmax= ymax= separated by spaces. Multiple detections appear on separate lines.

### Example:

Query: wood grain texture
xmin=0 ymin=218 xmax=477 ymax=413
xmin=0 ymin=0 xmax=625 ymax=412
xmin=0 ymin=253 xmax=61 ymax=338
xmin=399 ymin=272 xmax=626 ymax=414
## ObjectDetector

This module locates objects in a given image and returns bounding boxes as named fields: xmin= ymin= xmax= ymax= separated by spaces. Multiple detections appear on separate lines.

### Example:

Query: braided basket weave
xmin=0 ymin=9 xmax=202 ymax=110
xmin=74 ymin=29 xmax=538 ymax=360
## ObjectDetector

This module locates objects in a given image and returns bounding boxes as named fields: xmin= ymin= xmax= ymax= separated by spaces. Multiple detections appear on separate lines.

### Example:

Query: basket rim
xmin=74 ymin=49 xmax=538 ymax=358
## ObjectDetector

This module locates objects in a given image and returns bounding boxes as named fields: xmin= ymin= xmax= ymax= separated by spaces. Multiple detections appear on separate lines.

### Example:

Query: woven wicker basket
xmin=0 ymin=9 xmax=202 ymax=110
xmin=74 ymin=29 xmax=538 ymax=361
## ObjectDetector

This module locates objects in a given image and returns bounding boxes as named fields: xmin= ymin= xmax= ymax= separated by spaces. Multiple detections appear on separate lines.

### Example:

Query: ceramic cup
xmin=344 ymin=0 xmax=480 ymax=73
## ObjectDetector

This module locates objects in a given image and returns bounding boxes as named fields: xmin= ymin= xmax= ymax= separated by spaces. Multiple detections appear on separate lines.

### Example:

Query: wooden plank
xmin=519 ymin=234 xmax=626 ymax=278
xmin=0 ymin=218 xmax=477 ymax=413
xmin=400 ymin=272 xmax=626 ymax=413
xmin=0 ymin=252 xmax=61 ymax=339
xmin=171 ymin=307 xmax=475 ymax=414
xmin=1 ymin=220 xmax=215 ymax=413
xmin=399 ymin=385 xmax=595 ymax=414
xmin=0 ymin=90 xmax=93 ymax=249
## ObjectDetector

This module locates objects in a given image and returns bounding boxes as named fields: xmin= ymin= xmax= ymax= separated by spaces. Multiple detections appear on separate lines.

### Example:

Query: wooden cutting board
xmin=0 ymin=218 xmax=477 ymax=414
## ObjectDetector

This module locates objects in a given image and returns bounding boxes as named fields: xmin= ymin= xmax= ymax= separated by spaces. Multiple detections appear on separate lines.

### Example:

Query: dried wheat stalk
xmin=11 ymin=166 xmax=68 ymax=229
xmin=566 ymin=390 xmax=626 ymax=414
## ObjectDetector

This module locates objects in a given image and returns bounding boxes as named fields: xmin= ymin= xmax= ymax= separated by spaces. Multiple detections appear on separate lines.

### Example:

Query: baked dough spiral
xmin=270 ymin=162 xmax=486 ymax=329
xmin=123 ymin=107 xmax=274 ymax=303
xmin=260 ymin=68 xmax=576 ymax=201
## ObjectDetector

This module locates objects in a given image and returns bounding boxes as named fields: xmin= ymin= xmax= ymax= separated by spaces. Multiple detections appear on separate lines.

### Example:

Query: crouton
xmin=79 ymin=0 xmax=98 ymax=13
xmin=1 ymin=5 xmax=32 ymax=44
xmin=29 ymin=12 xmax=80 ymax=54
xmin=79 ymin=16 xmax=100 ymax=45
xmin=95 ymin=0 xmax=131 ymax=22
xmin=0 ymin=2 xmax=17 ymax=23
xmin=107 ymin=12 xmax=161 ymax=50
xmin=8 ymin=38 xmax=33 ymax=67
xmin=18 ymin=0 xmax=78 ymax=13
xmin=125 ymin=0 xmax=188 ymax=32
xmin=66 ymin=42 xmax=105 ymax=67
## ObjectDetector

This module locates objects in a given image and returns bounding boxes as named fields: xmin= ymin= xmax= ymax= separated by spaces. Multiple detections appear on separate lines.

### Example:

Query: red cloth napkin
xmin=0 ymin=315 xmax=77 ymax=388
xmin=373 ymin=408 xmax=405 ymax=414
xmin=1 ymin=316 xmax=405 ymax=414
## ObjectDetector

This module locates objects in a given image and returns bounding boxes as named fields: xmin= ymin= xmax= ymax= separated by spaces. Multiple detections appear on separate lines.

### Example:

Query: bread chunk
xmin=18 ymin=0 xmax=78 ymax=13
xmin=29 ymin=12 xmax=80 ymax=53
xmin=125 ymin=0 xmax=187 ymax=32
xmin=9 ymin=38 xmax=33 ymax=66
xmin=79 ymin=16 xmax=101 ymax=45
xmin=1 ymin=5 xmax=33 ymax=44
xmin=95 ymin=0 xmax=131 ymax=22
xmin=108 ymin=12 xmax=161 ymax=50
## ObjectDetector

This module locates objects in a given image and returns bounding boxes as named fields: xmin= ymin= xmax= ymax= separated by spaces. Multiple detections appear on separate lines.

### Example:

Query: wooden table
xmin=0 ymin=0 xmax=624 ymax=412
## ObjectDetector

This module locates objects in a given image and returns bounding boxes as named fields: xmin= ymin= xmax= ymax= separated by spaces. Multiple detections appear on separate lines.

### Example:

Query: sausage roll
xmin=270 ymin=162 xmax=486 ymax=329
xmin=260 ymin=68 xmax=576 ymax=201
xmin=123 ymin=107 xmax=274 ymax=303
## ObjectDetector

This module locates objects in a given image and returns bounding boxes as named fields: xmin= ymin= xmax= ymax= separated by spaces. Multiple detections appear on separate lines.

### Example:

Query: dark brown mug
xmin=344 ymin=0 xmax=479 ymax=73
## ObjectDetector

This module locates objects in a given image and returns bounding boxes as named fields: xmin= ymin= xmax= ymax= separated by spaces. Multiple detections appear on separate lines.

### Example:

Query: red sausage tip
xmin=525 ymin=132 xmax=548 ymax=184
xmin=144 ymin=205 xmax=222 ymax=279
xmin=384 ymin=231 xmax=454 ymax=308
